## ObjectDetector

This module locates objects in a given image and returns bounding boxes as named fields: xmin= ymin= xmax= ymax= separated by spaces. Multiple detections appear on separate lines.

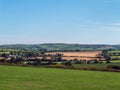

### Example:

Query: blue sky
xmin=0 ymin=0 xmax=120 ymax=44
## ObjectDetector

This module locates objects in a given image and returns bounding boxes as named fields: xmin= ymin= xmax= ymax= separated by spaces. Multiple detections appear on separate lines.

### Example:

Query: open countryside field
xmin=46 ymin=51 xmax=101 ymax=57
xmin=0 ymin=65 xmax=120 ymax=90
xmin=109 ymin=50 xmax=120 ymax=53
xmin=73 ymin=61 xmax=120 ymax=69
xmin=108 ymin=50 xmax=120 ymax=60
xmin=46 ymin=51 xmax=102 ymax=60
xmin=0 ymin=52 xmax=9 ymax=54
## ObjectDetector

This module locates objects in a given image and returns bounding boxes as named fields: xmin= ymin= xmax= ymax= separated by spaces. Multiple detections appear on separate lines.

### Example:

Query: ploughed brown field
xmin=46 ymin=51 xmax=103 ymax=60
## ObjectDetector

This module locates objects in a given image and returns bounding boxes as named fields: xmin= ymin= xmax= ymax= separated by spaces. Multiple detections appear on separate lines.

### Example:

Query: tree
xmin=9 ymin=56 xmax=16 ymax=64
xmin=1 ymin=53 xmax=8 ymax=58
xmin=41 ymin=52 xmax=47 ymax=60
xmin=102 ymin=50 xmax=111 ymax=63
xmin=15 ymin=56 xmax=24 ymax=64
xmin=35 ymin=58 xmax=41 ymax=66
xmin=55 ymin=53 xmax=63 ymax=61
xmin=64 ymin=61 xmax=72 ymax=66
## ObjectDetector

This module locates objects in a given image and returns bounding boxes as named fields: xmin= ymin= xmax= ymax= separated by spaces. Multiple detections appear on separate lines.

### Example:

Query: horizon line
xmin=0 ymin=43 xmax=119 ymax=46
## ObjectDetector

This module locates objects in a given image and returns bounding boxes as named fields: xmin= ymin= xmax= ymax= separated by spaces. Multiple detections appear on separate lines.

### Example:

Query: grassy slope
xmin=0 ymin=66 xmax=120 ymax=90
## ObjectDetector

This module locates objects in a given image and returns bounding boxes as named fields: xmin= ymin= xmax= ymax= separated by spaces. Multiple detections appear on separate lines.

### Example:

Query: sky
xmin=0 ymin=0 xmax=120 ymax=45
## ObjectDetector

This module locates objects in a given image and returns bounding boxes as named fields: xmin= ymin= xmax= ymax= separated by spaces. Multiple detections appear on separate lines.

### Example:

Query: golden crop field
xmin=46 ymin=51 xmax=102 ymax=60
xmin=46 ymin=51 xmax=101 ymax=57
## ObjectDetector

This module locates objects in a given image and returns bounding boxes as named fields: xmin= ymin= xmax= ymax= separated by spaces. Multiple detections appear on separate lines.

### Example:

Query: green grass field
xmin=73 ymin=60 xmax=120 ymax=70
xmin=109 ymin=50 xmax=120 ymax=53
xmin=0 ymin=52 xmax=9 ymax=54
xmin=0 ymin=65 xmax=120 ymax=90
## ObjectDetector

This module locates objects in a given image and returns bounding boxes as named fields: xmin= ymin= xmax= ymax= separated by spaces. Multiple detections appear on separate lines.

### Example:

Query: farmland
xmin=0 ymin=65 xmax=120 ymax=90
xmin=0 ymin=48 xmax=119 ymax=72
xmin=108 ymin=50 xmax=120 ymax=60
xmin=46 ymin=51 xmax=102 ymax=60
xmin=46 ymin=51 xmax=101 ymax=57
xmin=0 ymin=46 xmax=120 ymax=90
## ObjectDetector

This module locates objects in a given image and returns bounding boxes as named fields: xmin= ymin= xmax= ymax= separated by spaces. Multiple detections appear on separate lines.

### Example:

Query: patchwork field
xmin=0 ymin=65 xmax=120 ymax=90
xmin=46 ymin=51 xmax=102 ymax=60
xmin=108 ymin=50 xmax=120 ymax=60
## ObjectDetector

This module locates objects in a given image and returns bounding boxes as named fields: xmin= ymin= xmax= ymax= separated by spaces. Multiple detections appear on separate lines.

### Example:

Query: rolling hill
xmin=0 ymin=43 xmax=119 ymax=51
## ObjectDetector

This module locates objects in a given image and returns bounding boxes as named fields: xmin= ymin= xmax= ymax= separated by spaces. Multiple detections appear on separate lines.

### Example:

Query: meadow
xmin=108 ymin=50 xmax=120 ymax=60
xmin=73 ymin=61 xmax=120 ymax=70
xmin=0 ymin=65 xmax=120 ymax=90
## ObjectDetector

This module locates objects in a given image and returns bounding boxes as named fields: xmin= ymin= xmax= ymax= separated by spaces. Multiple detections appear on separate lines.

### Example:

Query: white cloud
xmin=78 ymin=21 xmax=120 ymax=32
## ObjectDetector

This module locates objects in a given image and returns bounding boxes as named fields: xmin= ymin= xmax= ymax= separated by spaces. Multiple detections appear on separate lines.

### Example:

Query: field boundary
xmin=0 ymin=64 xmax=120 ymax=72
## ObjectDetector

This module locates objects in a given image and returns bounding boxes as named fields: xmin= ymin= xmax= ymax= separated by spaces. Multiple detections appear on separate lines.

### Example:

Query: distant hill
xmin=0 ymin=43 xmax=119 ymax=51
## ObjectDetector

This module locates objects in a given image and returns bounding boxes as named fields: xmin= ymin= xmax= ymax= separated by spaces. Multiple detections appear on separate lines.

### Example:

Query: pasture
xmin=0 ymin=65 xmax=120 ymax=90
xmin=73 ymin=61 xmax=120 ymax=69
xmin=108 ymin=50 xmax=120 ymax=60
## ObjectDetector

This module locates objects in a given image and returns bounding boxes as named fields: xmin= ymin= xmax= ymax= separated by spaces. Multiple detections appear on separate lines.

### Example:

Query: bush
xmin=63 ymin=61 xmax=72 ymax=66
xmin=107 ymin=65 xmax=120 ymax=69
